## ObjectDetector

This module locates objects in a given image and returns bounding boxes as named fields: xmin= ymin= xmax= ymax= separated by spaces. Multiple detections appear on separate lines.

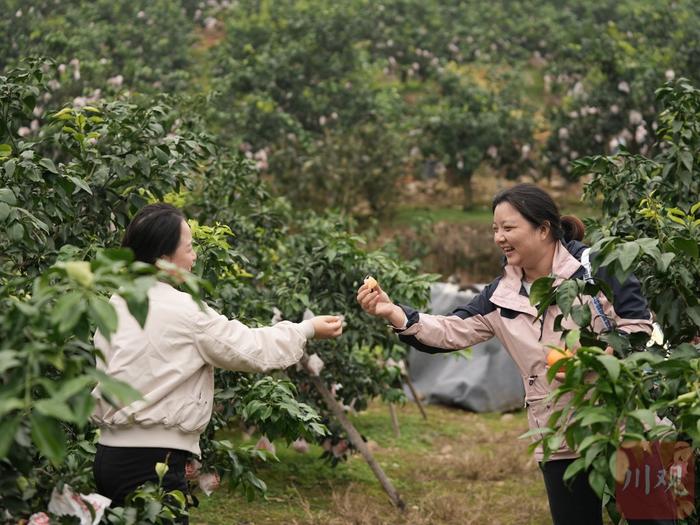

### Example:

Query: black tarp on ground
xmin=405 ymin=283 xmax=525 ymax=412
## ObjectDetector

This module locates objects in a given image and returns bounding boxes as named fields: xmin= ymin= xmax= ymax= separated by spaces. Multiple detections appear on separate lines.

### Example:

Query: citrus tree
xmin=529 ymin=78 xmax=700 ymax=523
xmin=0 ymin=59 xmax=433 ymax=522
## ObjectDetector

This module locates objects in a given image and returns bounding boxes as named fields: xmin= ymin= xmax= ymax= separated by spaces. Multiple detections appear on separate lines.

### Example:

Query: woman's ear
xmin=539 ymin=221 xmax=552 ymax=240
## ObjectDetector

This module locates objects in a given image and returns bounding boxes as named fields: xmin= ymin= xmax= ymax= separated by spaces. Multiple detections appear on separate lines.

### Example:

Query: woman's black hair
xmin=122 ymin=203 xmax=186 ymax=264
xmin=492 ymin=183 xmax=585 ymax=242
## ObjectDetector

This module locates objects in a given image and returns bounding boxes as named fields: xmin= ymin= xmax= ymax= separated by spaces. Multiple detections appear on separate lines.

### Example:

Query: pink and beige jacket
xmin=397 ymin=240 xmax=652 ymax=461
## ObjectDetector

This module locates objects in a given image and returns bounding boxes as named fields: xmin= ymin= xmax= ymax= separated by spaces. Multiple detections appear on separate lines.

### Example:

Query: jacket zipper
xmin=538 ymin=308 xmax=547 ymax=341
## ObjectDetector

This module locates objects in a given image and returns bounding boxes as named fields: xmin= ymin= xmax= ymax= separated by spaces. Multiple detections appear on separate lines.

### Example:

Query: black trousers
xmin=94 ymin=444 xmax=190 ymax=524
xmin=540 ymin=459 xmax=677 ymax=525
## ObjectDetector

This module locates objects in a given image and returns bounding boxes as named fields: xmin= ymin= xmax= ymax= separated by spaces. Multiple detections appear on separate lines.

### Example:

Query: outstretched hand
xmin=356 ymin=279 xmax=406 ymax=328
xmin=311 ymin=315 xmax=343 ymax=339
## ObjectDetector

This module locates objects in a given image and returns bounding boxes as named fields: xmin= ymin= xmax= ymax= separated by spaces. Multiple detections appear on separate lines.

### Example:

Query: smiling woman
xmin=492 ymin=185 xmax=586 ymax=283
xmin=357 ymin=184 xmax=658 ymax=525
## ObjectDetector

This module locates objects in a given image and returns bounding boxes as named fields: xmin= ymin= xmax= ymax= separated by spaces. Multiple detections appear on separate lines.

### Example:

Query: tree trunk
xmin=388 ymin=404 xmax=400 ymax=438
xmin=307 ymin=373 xmax=406 ymax=510
xmin=462 ymin=174 xmax=474 ymax=211
xmin=403 ymin=374 xmax=427 ymax=420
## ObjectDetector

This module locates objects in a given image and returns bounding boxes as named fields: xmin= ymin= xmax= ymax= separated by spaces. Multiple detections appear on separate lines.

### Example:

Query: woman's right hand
xmin=356 ymin=281 xmax=406 ymax=328
xmin=311 ymin=315 xmax=343 ymax=339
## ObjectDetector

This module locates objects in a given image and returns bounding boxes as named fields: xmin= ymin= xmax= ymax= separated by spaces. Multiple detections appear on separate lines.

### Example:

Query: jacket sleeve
xmin=595 ymin=266 xmax=653 ymax=335
xmin=191 ymin=305 xmax=314 ymax=372
xmin=397 ymin=281 xmax=498 ymax=354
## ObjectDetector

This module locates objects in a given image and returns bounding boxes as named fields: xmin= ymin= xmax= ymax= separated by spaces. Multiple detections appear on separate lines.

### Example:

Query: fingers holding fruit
xmin=311 ymin=315 xmax=343 ymax=339
xmin=356 ymin=276 xmax=408 ymax=329
xmin=357 ymin=275 xmax=393 ymax=318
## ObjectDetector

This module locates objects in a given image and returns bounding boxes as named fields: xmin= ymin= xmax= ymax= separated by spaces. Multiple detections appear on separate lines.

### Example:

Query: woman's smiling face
xmin=162 ymin=220 xmax=197 ymax=272
xmin=492 ymin=201 xmax=550 ymax=272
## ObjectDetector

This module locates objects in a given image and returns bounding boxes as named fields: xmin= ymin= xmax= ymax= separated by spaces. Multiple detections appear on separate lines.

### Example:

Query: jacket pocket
xmin=525 ymin=396 xmax=548 ymax=440
xmin=171 ymin=367 xmax=215 ymax=432
xmin=170 ymin=395 xmax=212 ymax=433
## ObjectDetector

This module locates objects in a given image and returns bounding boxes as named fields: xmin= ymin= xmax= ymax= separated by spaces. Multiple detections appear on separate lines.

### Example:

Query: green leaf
xmin=167 ymin=489 xmax=187 ymax=508
xmin=65 ymin=261 xmax=94 ymax=287
xmin=78 ymin=440 xmax=97 ymax=454
xmin=680 ymin=150 xmax=693 ymax=172
xmin=687 ymin=305 xmax=700 ymax=328
xmin=39 ymin=158 xmax=58 ymax=174
xmin=563 ymin=457 xmax=586 ymax=481
xmin=0 ymin=416 xmax=20 ymax=459
xmin=628 ymin=409 xmax=656 ymax=429
xmin=588 ymin=469 xmax=607 ymax=498
xmin=556 ymin=280 xmax=579 ymax=318
xmin=30 ymin=412 xmax=67 ymax=464
xmin=4 ymin=158 xmax=16 ymax=176
xmin=0 ymin=188 xmax=16 ymax=205
xmin=618 ymin=242 xmax=640 ymax=272
xmin=0 ymin=398 xmax=24 ymax=417
xmin=571 ymin=304 xmax=592 ymax=328
xmin=34 ymin=398 xmax=75 ymax=423
xmin=52 ymin=107 xmax=73 ymax=120
xmin=596 ymin=354 xmax=621 ymax=382
xmin=51 ymin=291 xmax=85 ymax=333
xmin=125 ymin=296 xmax=150 ymax=328
xmin=565 ymin=328 xmax=581 ymax=350
xmin=8 ymin=222 xmax=23 ymax=240
xmin=0 ymin=350 xmax=21 ymax=373
xmin=546 ymin=434 xmax=564 ymax=451
xmin=529 ymin=276 xmax=555 ymax=306
xmin=65 ymin=175 xmax=93 ymax=195
xmin=55 ymin=375 xmax=96 ymax=401
xmin=70 ymin=390 xmax=96 ymax=424
xmin=656 ymin=252 xmax=675 ymax=273
xmin=670 ymin=238 xmax=699 ymax=258
xmin=89 ymin=296 xmax=118 ymax=338
xmin=89 ymin=369 xmax=142 ymax=407
xmin=580 ymin=411 xmax=613 ymax=426
xmin=578 ymin=433 xmax=607 ymax=452
xmin=0 ymin=202 xmax=11 ymax=222
xmin=0 ymin=144 xmax=12 ymax=158
xmin=519 ymin=427 xmax=554 ymax=439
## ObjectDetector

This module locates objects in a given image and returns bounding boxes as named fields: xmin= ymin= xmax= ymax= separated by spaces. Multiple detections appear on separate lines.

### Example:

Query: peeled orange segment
xmin=546 ymin=348 xmax=573 ymax=367
xmin=364 ymin=275 xmax=378 ymax=291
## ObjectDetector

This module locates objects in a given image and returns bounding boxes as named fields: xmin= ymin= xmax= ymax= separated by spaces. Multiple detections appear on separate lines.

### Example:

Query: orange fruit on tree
xmin=546 ymin=348 xmax=573 ymax=367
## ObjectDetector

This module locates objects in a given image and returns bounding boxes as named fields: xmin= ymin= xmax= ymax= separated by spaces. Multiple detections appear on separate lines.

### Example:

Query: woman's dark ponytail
xmin=561 ymin=215 xmax=585 ymax=242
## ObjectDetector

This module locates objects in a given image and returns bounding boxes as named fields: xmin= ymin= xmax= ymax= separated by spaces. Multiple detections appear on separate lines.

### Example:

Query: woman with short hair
xmin=92 ymin=203 xmax=343 ymax=519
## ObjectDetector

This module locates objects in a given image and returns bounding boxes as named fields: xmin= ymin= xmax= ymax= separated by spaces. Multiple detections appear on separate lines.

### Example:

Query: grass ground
xmin=391 ymin=205 xmax=495 ymax=226
xmin=190 ymin=401 xmax=555 ymax=525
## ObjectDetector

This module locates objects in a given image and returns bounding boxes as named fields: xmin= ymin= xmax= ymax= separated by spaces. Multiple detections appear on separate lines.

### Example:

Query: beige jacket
xmin=397 ymin=241 xmax=653 ymax=461
xmin=91 ymin=281 xmax=313 ymax=455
